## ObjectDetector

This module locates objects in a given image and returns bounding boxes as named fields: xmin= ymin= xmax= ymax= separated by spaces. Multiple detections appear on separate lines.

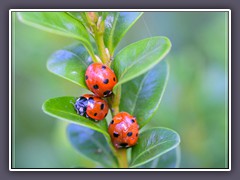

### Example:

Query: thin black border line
xmin=10 ymin=9 xmax=231 ymax=171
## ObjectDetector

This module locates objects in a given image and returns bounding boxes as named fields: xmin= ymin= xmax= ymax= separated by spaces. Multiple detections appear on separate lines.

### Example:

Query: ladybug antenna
xmin=74 ymin=97 xmax=79 ymax=101
xmin=70 ymin=99 xmax=77 ymax=106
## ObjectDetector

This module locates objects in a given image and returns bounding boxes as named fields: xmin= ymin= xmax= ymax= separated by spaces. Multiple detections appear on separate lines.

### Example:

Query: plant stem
xmin=95 ymin=32 xmax=108 ymax=64
xmin=86 ymin=13 xmax=109 ymax=64
xmin=109 ymin=86 xmax=128 ymax=168
xmin=111 ymin=86 xmax=121 ymax=115
xmin=116 ymin=148 xmax=128 ymax=168
xmin=90 ymin=15 xmax=128 ymax=168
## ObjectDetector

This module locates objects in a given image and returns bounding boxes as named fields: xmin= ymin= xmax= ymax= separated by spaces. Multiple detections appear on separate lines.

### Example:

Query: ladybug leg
xmin=74 ymin=105 xmax=80 ymax=115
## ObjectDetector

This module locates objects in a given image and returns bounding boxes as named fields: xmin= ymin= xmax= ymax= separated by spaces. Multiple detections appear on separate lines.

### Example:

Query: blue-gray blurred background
xmin=12 ymin=11 xmax=228 ymax=168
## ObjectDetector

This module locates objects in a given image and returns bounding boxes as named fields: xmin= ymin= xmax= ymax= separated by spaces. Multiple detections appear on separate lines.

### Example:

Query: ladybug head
xmin=74 ymin=96 xmax=88 ymax=116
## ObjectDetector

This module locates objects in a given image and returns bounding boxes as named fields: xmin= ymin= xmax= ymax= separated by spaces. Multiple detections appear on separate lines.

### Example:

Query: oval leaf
xmin=17 ymin=12 xmax=95 ymax=56
xmin=47 ymin=43 xmax=92 ymax=89
xmin=42 ymin=96 xmax=109 ymax=137
xmin=67 ymin=124 xmax=118 ymax=168
xmin=104 ymin=12 xmax=143 ymax=55
xmin=138 ymin=146 xmax=181 ymax=168
xmin=120 ymin=60 xmax=169 ymax=128
xmin=130 ymin=127 xmax=180 ymax=168
xmin=112 ymin=36 xmax=171 ymax=92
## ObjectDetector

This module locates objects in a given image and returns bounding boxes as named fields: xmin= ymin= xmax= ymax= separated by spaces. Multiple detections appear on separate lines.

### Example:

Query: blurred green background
xmin=12 ymin=11 xmax=228 ymax=168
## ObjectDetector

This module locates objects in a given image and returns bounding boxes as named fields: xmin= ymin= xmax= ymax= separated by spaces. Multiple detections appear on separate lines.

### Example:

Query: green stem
xmin=116 ymin=148 xmax=128 ymax=168
xmin=86 ymin=13 xmax=109 ymax=64
xmin=110 ymin=86 xmax=128 ymax=168
xmin=95 ymin=32 xmax=108 ymax=64
xmin=89 ymin=14 xmax=127 ymax=168
xmin=111 ymin=86 xmax=121 ymax=115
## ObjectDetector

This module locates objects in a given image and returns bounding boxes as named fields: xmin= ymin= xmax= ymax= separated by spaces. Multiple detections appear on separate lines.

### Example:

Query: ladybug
xmin=85 ymin=63 xmax=117 ymax=97
xmin=108 ymin=112 xmax=139 ymax=148
xmin=74 ymin=94 xmax=109 ymax=121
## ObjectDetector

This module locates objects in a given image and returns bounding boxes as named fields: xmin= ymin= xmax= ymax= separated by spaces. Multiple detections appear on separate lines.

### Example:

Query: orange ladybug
xmin=85 ymin=63 xmax=117 ymax=97
xmin=108 ymin=112 xmax=139 ymax=148
xmin=74 ymin=94 xmax=108 ymax=121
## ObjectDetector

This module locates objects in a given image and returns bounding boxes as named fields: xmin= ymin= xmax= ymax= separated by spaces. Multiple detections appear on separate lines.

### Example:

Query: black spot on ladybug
xmin=113 ymin=132 xmax=119 ymax=137
xmin=100 ymin=103 xmax=104 ymax=110
xmin=120 ymin=143 xmax=128 ymax=147
xmin=88 ymin=97 xmax=94 ymax=104
xmin=102 ymin=65 xmax=106 ymax=69
xmin=93 ymin=84 xmax=99 ymax=89
xmin=127 ymin=132 xmax=132 ymax=137
xmin=103 ymin=79 xmax=109 ymax=84
xmin=136 ymin=133 xmax=138 ymax=137
xmin=131 ymin=119 xmax=135 ymax=123
xmin=103 ymin=90 xmax=111 ymax=96
xmin=113 ymin=77 xmax=116 ymax=81
xmin=111 ymin=120 xmax=114 ymax=124
xmin=85 ymin=75 xmax=88 ymax=80
xmin=94 ymin=113 xmax=97 ymax=116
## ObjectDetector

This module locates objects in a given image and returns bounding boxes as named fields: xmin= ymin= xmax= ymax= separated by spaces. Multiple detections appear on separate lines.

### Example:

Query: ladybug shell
xmin=74 ymin=94 xmax=109 ymax=121
xmin=85 ymin=63 xmax=117 ymax=97
xmin=108 ymin=112 xmax=139 ymax=148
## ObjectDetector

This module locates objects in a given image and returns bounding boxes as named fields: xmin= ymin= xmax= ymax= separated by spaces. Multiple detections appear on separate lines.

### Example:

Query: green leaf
xmin=47 ymin=43 xmax=92 ymax=89
xmin=67 ymin=123 xmax=118 ymax=168
xmin=138 ymin=146 xmax=181 ymax=168
xmin=67 ymin=12 xmax=90 ymax=30
xmin=104 ymin=12 xmax=143 ymax=55
xmin=130 ymin=127 xmax=180 ymax=168
xmin=17 ymin=12 xmax=95 ymax=57
xmin=112 ymin=36 xmax=171 ymax=93
xmin=120 ymin=60 xmax=169 ymax=128
xmin=42 ymin=96 xmax=109 ymax=137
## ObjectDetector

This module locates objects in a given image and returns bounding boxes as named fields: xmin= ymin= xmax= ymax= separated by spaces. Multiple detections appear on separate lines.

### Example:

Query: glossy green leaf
xmin=66 ymin=12 xmax=89 ymax=30
xmin=67 ymin=124 xmax=118 ymax=168
xmin=130 ymin=127 xmax=180 ymax=168
xmin=42 ymin=96 xmax=109 ymax=137
xmin=104 ymin=12 xmax=143 ymax=55
xmin=120 ymin=60 xmax=169 ymax=128
xmin=17 ymin=12 xmax=95 ymax=56
xmin=112 ymin=36 xmax=171 ymax=93
xmin=47 ymin=43 xmax=92 ymax=89
xmin=138 ymin=146 xmax=181 ymax=168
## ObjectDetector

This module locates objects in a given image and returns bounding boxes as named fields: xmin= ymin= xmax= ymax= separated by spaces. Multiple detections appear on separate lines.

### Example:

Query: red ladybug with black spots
xmin=85 ymin=63 xmax=117 ymax=97
xmin=108 ymin=112 xmax=139 ymax=148
xmin=74 ymin=94 xmax=109 ymax=121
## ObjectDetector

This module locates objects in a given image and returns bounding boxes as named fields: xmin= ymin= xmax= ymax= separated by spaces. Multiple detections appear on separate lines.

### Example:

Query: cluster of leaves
xmin=17 ymin=12 xmax=180 ymax=168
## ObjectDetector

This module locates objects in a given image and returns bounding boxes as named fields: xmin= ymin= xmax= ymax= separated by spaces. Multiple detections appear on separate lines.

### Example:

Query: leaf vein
xmin=131 ymin=139 xmax=177 ymax=166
